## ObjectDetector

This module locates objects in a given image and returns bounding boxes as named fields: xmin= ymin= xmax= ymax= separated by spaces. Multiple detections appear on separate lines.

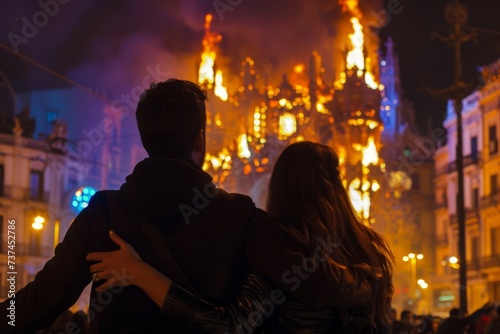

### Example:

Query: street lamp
xmin=32 ymin=216 xmax=45 ymax=230
xmin=31 ymin=214 xmax=60 ymax=252
xmin=403 ymin=253 xmax=424 ymax=300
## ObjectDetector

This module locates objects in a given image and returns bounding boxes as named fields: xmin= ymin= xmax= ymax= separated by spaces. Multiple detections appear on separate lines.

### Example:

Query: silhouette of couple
xmin=1 ymin=79 xmax=394 ymax=333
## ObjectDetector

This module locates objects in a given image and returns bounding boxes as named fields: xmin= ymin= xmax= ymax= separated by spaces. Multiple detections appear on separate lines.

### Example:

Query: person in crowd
xmin=475 ymin=305 xmax=496 ymax=334
xmin=0 ymin=79 xmax=385 ymax=333
xmin=88 ymin=141 xmax=395 ymax=333
xmin=485 ymin=305 xmax=500 ymax=334
xmin=437 ymin=308 xmax=464 ymax=334
xmin=391 ymin=310 xmax=416 ymax=334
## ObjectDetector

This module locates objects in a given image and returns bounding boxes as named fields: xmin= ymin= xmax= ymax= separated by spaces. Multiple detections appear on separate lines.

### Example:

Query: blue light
xmin=71 ymin=186 xmax=97 ymax=212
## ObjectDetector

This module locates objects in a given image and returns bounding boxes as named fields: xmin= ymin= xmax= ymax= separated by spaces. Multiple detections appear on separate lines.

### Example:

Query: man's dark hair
xmin=401 ymin=310 xmax=412 ymax=320
xmin=136 ymin=79 xmax=208 ymax=158
xmin=449 ymin=308 xmax=460 ymax=317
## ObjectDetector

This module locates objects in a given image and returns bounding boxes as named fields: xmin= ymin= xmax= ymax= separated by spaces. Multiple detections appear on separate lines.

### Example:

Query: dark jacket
xmin=1 ymin=158 xmax=370 ymax=333
xmin=161 ymin=272 xmax=379 ymax=333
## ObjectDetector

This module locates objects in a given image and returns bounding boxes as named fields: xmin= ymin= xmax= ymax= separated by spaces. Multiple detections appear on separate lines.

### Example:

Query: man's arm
xmin=0 ymin=198 xmax=98 ymax=333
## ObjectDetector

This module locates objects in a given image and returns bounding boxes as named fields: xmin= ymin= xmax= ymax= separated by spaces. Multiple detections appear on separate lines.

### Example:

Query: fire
xmin=336 ymin=17 xmax=379 ymax=90
xmin=339 ymin=0 xmax=362 ymax=18
xmin=362 ymin=137 xmax=379 ymax=166
xmin=238 ymin=134 xmax=251 ymax=159
xmin=346 ymin=17 xmax=365 ymax=73
xmin=279 ymin=113 xmax=297 ymax=139
xmin=198 ymin=14 xmax=221 ymax=87
xmin=214 ymin=70 xmax=228 ymax=101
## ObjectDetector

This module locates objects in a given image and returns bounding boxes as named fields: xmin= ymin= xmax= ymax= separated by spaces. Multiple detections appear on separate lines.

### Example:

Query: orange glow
xmin=198 ymin=14 xmax=221 ymax=87
xmin=294 ymin=63 xmax=305 ymax=74
xmin=339 ymin=0 xmax=362 ymax=18
xmin=214 ymin=70 xmax=228 ymax=101
xmin=338 ymin=17 xmax=379 ymax=90
xmin=362 ymin=137 xmax=379 ymax=166
xmin=346 ymin=17 xmax=365 ymax=72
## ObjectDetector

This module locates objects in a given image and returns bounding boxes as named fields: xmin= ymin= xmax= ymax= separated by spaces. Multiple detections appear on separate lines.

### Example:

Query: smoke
xmin=2 ymin=0 xmax=383 ymax=96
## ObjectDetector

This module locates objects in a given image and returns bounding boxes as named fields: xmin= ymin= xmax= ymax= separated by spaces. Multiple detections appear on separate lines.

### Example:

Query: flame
xmin=346 ymin=17 xmax=365 ymax=72
xmin=335 ymin=17 xmax=379 ymax=90
xmin=294 ymin=63 xmax=305 ymax=74
xmin=214 ymin=70 xmax=228 ymax=101
xmin=339 ymin=0 xmax=362 ymax=18
xmin=238 ymin=134 xmax=251 ymax=159
xmin=198 ymin=14 xmax=221 ymax=87
xmin=279 ymin=113 xmax=297 ymax=139
xmin=361 ymin=137 xmax=379 ymax=166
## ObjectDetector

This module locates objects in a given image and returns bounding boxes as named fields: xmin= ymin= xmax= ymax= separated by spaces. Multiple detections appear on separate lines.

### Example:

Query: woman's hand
xmin=86 ymin=230 xmax=144 ymax=292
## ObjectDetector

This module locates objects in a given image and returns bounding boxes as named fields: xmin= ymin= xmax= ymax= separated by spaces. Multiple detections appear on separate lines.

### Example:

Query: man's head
xmin=449 ymin=308 xmax=460 ymax=318
xmin=401 ymin=310 xmax=413 ymax=324
xmin=136 ymin=79 xmax=208 ymax=164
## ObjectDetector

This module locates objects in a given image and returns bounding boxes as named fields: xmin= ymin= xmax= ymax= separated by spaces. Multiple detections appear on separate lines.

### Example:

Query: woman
xmin=87 ymin=141 xmax=394 ymax=333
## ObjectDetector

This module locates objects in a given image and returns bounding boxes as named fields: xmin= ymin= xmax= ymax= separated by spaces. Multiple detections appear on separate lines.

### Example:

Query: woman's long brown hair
xmin=266 ymin=141 xmax=395 ymax=328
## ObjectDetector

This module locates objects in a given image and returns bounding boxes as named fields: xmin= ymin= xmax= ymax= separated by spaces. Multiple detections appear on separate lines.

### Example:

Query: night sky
xmin=0 ymin=0 xmax=499 ymax=132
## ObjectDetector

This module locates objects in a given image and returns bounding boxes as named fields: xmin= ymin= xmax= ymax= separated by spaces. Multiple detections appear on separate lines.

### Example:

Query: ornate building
xmin=433 ymin=59 xmax=500 ymax=314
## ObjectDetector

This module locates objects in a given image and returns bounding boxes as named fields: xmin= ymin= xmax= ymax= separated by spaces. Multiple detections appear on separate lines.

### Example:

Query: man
xmin=437 ymin=308 xmax=464 ymax=334
xmin=1 ymin=79 xmax=367 ymax=333
xmin=391 ymin=310 xmax=416 ymax=334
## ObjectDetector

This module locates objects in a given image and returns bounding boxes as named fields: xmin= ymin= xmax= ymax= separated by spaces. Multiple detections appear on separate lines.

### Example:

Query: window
xmin=492 ymin=174 xmax=498 ymax=196
xmin=471 ymin=136 xmax=478 ymax=158
xmin=471 ymin=236 xmax=479 ymax=262
xmin=29 ymin=170 xmax=44 ymax=201
xmin=492 ymin=227 xmax=500 ymax=256
xmin=489 ymin=125 xmax=498 ymax=155
xmin=0 ymin=165 xmax=4 ymax=197
xmin=472 ymin=188 xmax=479 ymax=209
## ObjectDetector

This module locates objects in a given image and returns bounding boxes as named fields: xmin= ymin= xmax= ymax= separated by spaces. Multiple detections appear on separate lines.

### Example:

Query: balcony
xmin=480 ymin=193 xmax=500 ymax=209
xmin=446 ymin=153 xmax=480 ymax=174
xmin=480 ymin=255 xmax=500 ymax=269
xmin=449 ymin=209 xmax=480 ymax=225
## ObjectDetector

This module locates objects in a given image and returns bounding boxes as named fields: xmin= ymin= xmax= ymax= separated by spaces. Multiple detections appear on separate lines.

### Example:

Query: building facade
xmin=432 ymin=59 xmax=500 ymax=314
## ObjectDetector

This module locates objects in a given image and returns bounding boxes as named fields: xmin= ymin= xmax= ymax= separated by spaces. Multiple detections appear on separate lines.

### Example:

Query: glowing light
xmin=417 ymin=254 xmax=424 ymax=260
xmin=279 ymin=98 xmax=287 ymax=108
xmin=211 ymin=156 xmax=222 ymax=170
xmin=449 ymin=256 xmax=458 ymax=264
xmin=279 ymin=113 xmax=297 ymax=139
xmin=214 ymin=70 xmax=228 ymax=101
xmin=316 ymin=101 xmax=328 ymax=114
xmin=346 ymin=18 xmax=365 ymax=71
xmin=361 ymin=137 xmax=379 ymax=166
xmin=294 ymin=63 xmax=305 ymax=74
xmin=72 ymin=186 xmax=96 ymax=212
xmin=32 ymin=215 xmax=45 ymax=230
xmin=339 ymin=0 xmax=362 ymax=18
xmin=343 ymin=17 xmax=379 ymax=90
xmin=371 ymin=180 xmax=380 ymax=192
xmin=198 ymin=14 xmax=221 ymax=87
xmin=238 ymin=134 xmax=251 ymax=159
xmin=408 ymin=253 xmax=415 ymax=259
xmin=403 ymin=256 xmax=409 ymax=262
